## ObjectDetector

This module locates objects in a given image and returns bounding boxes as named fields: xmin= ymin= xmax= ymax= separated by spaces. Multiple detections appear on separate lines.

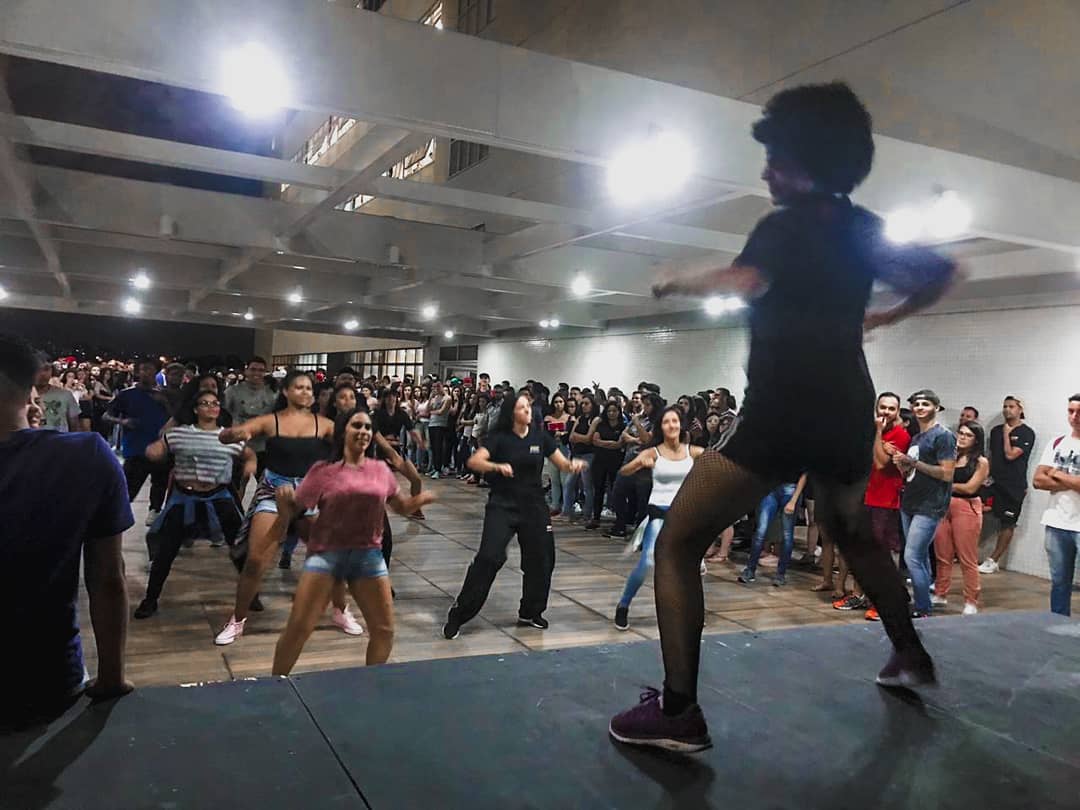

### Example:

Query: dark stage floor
xmin=3 ymin=611 xmax=1078 ymax=810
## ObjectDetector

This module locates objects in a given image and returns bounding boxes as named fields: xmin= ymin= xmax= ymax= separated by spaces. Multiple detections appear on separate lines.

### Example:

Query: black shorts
xmin=722 ymin=410 xmax=874 ymax=485
xmin=990 ymin=486 xmax=1025 ymax=527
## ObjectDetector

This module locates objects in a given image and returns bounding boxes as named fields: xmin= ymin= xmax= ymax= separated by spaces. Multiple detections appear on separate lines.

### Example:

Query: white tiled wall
xmin=480 ymin=306 xmax=1080 ymax=583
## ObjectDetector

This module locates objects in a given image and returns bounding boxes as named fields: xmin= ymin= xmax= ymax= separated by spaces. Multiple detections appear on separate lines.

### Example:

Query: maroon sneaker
xmin=609 ymin=687 xmax=712 ymax=753
xmin=875 ymin=648 xmax=937 ymax=689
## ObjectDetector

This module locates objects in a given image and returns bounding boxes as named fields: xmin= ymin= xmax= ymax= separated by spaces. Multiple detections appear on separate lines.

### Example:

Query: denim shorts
xmin=303 ymin=547 xmax=388 ymax=580
xmin=252 ymin=470 xmax=318 ymax=517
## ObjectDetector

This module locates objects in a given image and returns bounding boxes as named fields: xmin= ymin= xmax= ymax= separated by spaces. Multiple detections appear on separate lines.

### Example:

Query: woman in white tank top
xmin=614 ymin=406 xmax=704 ymax=631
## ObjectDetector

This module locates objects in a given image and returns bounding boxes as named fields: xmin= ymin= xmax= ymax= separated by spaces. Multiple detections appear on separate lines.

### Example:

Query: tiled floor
xmin=79 ymin=476 xmax=1050 ymax=687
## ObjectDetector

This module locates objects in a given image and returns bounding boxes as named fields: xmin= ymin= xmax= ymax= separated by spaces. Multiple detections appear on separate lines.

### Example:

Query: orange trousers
xmin=933 ymin=496 xmax=982 ymax=605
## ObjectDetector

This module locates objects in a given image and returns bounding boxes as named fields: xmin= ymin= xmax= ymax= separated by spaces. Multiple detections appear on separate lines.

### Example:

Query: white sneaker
xmin=331 ymin=606 xmax=365 ymax=636
xmin=977 ymin=559 xmax=999 ymax=574
xmin=930 ymin=595 xmax=948 ymax=607
xmin=214 ymin=615 xmax=246 ymax=646
xmin=962 ymin=602 xmax=979 ymax=616
xmin=145 ymin=508 xmax=160 ymax=527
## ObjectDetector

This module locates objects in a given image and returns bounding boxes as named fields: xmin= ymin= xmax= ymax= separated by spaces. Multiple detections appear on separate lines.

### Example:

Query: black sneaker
xmin=517 ymin=614 xmax=549 ymax=630
xmin=443 ymin=606 xmax=462 ymax=639
xmin=614 ymin=605 xmax=630 ymax=631
xmin=834 ymin=594 xmax=868 ymax=611
xmin=604 ymin=527 xmax=628 ymax=539
xmin=278 ymin=553 xmax=292 ymax=570
xmin=737 ymin=568 xmax=755 ymax=584
xmin=584 ymin=521 xmax=600 ymax=531
xmin=249 ymin=594 xmax=265 ymax=612
xmin=876 ymin=647 xmax=937 ymax=689
xmin=134 ymin=598 xmax=158 ymax=619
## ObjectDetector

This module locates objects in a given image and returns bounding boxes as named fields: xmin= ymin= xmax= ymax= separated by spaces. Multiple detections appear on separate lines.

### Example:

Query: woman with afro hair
xmin=609 ymin=82 xmax=960 ymax=753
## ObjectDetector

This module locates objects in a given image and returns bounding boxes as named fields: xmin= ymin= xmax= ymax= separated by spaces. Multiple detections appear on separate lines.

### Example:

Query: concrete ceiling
xmin=0 ymin=0 xmax=1077 ymax=342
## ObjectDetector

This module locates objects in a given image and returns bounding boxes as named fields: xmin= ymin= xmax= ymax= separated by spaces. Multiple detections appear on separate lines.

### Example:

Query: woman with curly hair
xmin=610 ymin=82 xmax=959 ymax=752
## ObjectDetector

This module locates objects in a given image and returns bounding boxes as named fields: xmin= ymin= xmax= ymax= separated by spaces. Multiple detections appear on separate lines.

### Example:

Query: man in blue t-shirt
xmin=105 ymin=358 xmax=171 ymax=524
xmin=0 ymin=335 xmax=134 ymax=726
xmin=893 ymin=389 xmax=957 ymax=617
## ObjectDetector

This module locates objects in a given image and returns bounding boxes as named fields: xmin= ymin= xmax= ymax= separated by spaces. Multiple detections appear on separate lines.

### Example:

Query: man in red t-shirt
xmin=834 ymin=392 xmax=911 ymax=617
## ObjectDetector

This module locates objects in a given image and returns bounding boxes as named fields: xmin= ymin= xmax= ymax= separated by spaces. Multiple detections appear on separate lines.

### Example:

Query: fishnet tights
xmin=654 ymin=451 xmax=922 ymax=701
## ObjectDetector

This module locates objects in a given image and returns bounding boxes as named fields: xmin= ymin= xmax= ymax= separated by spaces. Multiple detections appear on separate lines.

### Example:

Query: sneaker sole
xmin=614 ymin=622 xmax=630 ymax=632
xmin=335 ymin=625 xmax=365 ymax=636
xmin=608 ymin=724 xmax=712 ymax=753
xmin=214 ymin=635 xmax=240 ymax=646
xmin=442 ymin=626 xmax=460 ymax=640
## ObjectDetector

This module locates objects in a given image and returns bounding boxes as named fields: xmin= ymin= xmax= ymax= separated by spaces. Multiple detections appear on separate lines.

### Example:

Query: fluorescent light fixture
xmin=122 ymin=297 xmax=142 ymax=315
xmin=607 ymin=130 xmax=693 ymax=204
xmin=221 ymin=42 xmax=289 ymax=117
xmin=539 ymin=319 xmax=550 ymax=328
xmin=704 ymin=296 xmax=744 ymax=317
xmin=0 ymin=284 xmax=8 ymax=301
xmin=926 ymin=190 xmax=973 ymax=240
xmin=287 ymin=289 xmax=303 ymax=305
xmin=344 ymin=318 xmax=359 ymax=331
xmin=132 ymin=271 xmax=151 ymax=290
xmin=421 ymin=304 xmax=438 ymax=320
xmin=243 ymin=309 xmax=255 ymax=321
xmin=549 ymin=318 xmax=560 ymax=328
xmin=571 ymin=274 xmax=591 ymax=297
xmin=884 ymin=207 xmax=923 ymax=244
xmin=444 ymin=330 xmax=455 ymax=339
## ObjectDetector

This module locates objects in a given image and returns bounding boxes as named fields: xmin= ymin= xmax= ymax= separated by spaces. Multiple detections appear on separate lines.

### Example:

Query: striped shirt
xmin=164 ymin=426 xmax=244 ymax=485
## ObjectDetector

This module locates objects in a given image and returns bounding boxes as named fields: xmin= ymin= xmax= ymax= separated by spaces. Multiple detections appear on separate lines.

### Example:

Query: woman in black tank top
xmin=933 ymin=421 xmax=989 ymax=615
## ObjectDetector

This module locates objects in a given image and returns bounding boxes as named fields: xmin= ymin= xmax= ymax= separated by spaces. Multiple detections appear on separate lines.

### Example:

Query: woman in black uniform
xmin=443 ymin=393 xmax=585 ymax=639
xmin=610 ymin=82 xmax=958 ymax=752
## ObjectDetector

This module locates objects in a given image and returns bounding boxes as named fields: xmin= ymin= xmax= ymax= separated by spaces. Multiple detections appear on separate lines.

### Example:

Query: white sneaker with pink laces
xmin=214 ymin=615 xmax=246 ymax=646
xmin=332 ymin=606 xmax=365 ymax=636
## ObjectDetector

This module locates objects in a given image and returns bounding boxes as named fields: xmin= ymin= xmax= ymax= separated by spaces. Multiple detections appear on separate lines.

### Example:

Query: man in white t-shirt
xmin=1032 ymin=394 xmax=1080 ymax=616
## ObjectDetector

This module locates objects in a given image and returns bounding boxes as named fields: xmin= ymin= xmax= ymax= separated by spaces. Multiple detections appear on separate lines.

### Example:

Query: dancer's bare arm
xmin=652 ymin=255 xmax=766 ymax=300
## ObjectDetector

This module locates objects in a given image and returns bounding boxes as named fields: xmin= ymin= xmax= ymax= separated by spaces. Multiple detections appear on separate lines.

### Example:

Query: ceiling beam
xmin=4 ymin=0 xmax=1079 ymax=255
xmin=0 ymin=88 xmax=69 ymax=296
xmin=2 ymin=114 xmax=750 ymax=253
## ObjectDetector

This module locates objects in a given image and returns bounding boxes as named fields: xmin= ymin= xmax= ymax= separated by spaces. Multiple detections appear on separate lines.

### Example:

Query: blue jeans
xmin=562 ymin=455 xmax=594 ymax=519
xmin=1045 ymin=526 xmax=1080 ymax=616
xmin=902 ymin=511 xmax=942 ymax=614
xmin=544 ymin=442 xmax=569 ymax=511
xmin=745 ymin=484 xmax=798 ymax=578
xmin=619 ymin=509 xmax=666 ymax=608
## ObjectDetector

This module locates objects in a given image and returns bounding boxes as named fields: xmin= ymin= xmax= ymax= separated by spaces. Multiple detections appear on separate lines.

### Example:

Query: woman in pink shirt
xmin=271 ymin=408 xmax=434 ymax=674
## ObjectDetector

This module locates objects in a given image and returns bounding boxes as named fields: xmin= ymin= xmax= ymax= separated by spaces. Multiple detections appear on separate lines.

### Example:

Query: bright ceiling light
xmin=704 ymin=296 xmax=744 ymax=317
xmin=884 ymin=207 xmax=924 ymax=244
xmin=444 ymin=330 xmax=455 ymax=340
xmin=607 ymin=130 xmax=693 ymax=205
xmin=344 ymin=318 xmax=359 ymax=331
xmin=571 ymin=274 xmax=591 ymax=297
xmin=243 ymin=309 xmax=255 ymax=321
xmin=549 ymin=318 xmax=560 ymax=328
xmin=122 ymin=297 xmax=142 ymax=315
xmin=0 ymin=285 xmax=8 ymax=301
xmin=221 ymin=42 xmax=290 ymax=118
xmin=926 ymin=190 xmax=973 ymax=240
xmin=287 ymin=289 xmax=303 ymax=305
xmin=132 ymin=271 xmax=151 ymax=290
xmin=421 ymin=304 xmax=438 ymax=320
xmin=539 ymin=319 xmax=550 ymax=328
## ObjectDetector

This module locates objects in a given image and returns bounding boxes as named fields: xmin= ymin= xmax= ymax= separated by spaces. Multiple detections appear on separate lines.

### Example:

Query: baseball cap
xmin=908 ymin=389 xmax=944 ymax=410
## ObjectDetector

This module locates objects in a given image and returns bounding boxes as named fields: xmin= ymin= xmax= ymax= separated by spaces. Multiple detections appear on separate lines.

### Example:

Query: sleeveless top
xmin=264 ymin=411 xmax=330 ymax=478
xmin=649 ymin=445 xmax=694 ymax=508
xmin=952 ymin=457 xmax=980 ymax=499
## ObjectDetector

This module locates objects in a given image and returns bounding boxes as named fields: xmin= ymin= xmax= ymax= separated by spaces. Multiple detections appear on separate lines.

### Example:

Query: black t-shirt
xmin=373 ymin=407 xmax=413 ymax=439
xmin=989 ymin=423 xmax=1036 ymax=496
xmin=736 ymin=195 xmax=952 ymax=423
xmin=570 ymin=416 xmax=594 ymax=457
xmin=594 ymin=419 xmax=625 ymax=464
xmin=483 ymin=426 xmax=557 ymax=501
